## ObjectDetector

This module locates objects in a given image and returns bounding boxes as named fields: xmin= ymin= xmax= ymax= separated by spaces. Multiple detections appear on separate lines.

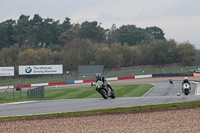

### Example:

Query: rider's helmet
xmin=96 ymin=73 xmax=101 ymax=80
xmin=184 ymin=77 xmax=189 ymax=82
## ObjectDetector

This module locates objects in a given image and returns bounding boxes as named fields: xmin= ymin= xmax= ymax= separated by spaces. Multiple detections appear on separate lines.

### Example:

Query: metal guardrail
xmin=152 ymin=73 xmax=193 ymax=77
xmin=27 ymin=86 xmax=45 ymax=99
xmin=0 ymin=86 xmax=45 ymax=100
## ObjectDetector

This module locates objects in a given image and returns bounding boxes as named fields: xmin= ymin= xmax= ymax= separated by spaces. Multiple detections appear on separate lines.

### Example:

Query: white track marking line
xmin=0 ymin=101 xmax=37 ymax=106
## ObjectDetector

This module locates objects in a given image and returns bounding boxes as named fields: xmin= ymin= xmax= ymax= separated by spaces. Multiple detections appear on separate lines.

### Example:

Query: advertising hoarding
xmin=19 ymin=65 xmax=63 ymax=75
xmin=0 ymin=67 xmax=14 ymax=76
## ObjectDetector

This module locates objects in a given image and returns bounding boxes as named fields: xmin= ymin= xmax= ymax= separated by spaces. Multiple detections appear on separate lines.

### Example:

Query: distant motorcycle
xmin=169 ymin=79 xmax=173 ymax=84
xmin=182 ymin=83 xmax=191 ymax=95
xmin=95 ymin=80 xmax=115 ymax=99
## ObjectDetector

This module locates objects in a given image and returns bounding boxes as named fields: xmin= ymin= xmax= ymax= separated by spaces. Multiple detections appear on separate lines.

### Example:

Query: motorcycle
xmin=169 ymin=79 xmax=173 ymax=84
xmin=182 ymin=83 xmax=191 ymax=95
xmin=95 ymin=80 xmax=115 ymax=99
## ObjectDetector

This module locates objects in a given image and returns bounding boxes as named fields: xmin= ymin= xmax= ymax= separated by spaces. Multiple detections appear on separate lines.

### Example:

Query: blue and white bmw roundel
xmin=25 ymin=67 xmax=32 ymax=73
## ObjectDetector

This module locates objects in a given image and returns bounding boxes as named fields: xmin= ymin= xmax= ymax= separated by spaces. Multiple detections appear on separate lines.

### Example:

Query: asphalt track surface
xmin=0 ymin=80 xmax=200 ymax=117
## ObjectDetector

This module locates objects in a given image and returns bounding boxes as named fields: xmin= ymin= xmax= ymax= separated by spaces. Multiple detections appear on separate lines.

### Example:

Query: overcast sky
xmin=0 ymin=0 xmax=200 ymax=49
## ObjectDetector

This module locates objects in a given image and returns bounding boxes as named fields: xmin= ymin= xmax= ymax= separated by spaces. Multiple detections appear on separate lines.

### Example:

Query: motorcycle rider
xmin=182 ymin=77 xmax=190 ymax=85
xmin=182 ymin=77 xmax=191 ymax=91
xmin=96 ymin=73 xmax=114 ymax=93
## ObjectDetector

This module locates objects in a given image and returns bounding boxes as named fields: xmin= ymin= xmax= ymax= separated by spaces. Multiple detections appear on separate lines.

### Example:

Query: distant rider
xmin=169 ymin=79 xmax=173 ymax=84
xmin=96 ymin=73 xmax=114 ymax=93
xmin=182 ymin=77 xmax=191 ymax=90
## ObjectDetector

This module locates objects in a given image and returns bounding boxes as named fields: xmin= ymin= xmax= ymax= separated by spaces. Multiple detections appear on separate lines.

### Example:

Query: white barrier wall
xmin=74 ymin=80 xmax=84 ymax=84
xmin=135 ymin=74 xmax=152 ymax=79
xmin=31 ymin=83 xmax=49 ymax=87
xmin=107 ymin=77 xmax=118 ymax=81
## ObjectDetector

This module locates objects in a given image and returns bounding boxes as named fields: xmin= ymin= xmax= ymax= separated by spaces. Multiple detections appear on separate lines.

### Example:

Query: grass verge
xmin=0 ymin=84 xmax=154 ymax=103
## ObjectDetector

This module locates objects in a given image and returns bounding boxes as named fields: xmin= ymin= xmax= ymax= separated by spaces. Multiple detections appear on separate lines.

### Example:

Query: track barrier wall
xmin=118 ymin=76 xmax=135 ymax=80
xmin=0 ymin=73 xmax=197 ymax=90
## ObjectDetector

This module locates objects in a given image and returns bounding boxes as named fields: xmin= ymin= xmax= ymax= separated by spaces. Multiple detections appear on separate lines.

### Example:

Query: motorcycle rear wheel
xmin=111 ymin=92 xmax=115 ymax=99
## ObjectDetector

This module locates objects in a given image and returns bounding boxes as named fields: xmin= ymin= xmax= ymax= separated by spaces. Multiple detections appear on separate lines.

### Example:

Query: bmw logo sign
xmin=25 ymin=67 xmax=32 ymax=73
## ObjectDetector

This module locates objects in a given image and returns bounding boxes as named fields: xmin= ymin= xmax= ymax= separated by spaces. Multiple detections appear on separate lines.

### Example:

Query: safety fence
xmin=1 ymin=87 xmax=27 ymax=100
xmin=27 ymin=86 xmax=45 ymax=99
xmin=0 ymin=86 xmax=45 ymax=100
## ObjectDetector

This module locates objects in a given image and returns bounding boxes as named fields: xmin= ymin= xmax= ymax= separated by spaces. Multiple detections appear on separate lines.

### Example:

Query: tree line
xmin=0 ymin=14 xmax=198 ymax=73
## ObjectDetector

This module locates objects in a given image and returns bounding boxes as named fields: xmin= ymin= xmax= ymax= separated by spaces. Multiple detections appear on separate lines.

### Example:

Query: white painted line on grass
xmin=142 ymin=83 xmax=156 ymax=97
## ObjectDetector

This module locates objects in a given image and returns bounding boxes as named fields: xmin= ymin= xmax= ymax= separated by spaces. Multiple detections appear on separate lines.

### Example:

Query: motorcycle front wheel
xmin=100 ymin=89 xmax=108 ymax=99
xmin=184 ymin=89 xmax=190 ymax=95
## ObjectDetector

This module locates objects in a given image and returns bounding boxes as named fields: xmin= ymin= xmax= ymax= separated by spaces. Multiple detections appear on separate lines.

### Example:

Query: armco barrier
xmin=14 ymin=84 xmax=31 ymax=88
xmin=0 ymin=74 xmax=194 ymax=89
xmin=152 ymin=73 xmax=193 ymax=77
xmin=49 ymin=81 xmax=66 ymax=85
xmin=83 ymin=79 xmax=96 ymax=83
xmin=31 ymin=83 xmax=48 ymax=87
xmin=0 ymin=86 xmax=13 ymax=89
xmin=106 ymin=77 xmax=118 ymax=81
xmin=135 ymin=74 xmax=152 ymax=79
xmin=74 ymin=80 xmax=83 ymax=84
xmin=118 ymin=76 xmax=135 ymax=80
xmin=0 ymin=74 xmax=153 ymax=89
xmin=152 ymin=73 xmax=180 ymax=77
xmin=66 ymin=81 xmax=74 ymax=84
xmin=179 ymin=73 xmax=193 ymax=76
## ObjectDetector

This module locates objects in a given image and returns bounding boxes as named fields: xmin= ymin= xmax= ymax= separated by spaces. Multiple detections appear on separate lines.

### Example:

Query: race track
xmin=0 ymin=80 xmax=200 ymax=117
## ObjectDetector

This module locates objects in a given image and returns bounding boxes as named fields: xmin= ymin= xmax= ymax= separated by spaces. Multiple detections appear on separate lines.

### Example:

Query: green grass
xmin=45 ymin=84 xmax=153 ymax=99
xmin=114 ymin=84 xmax=152 ymax=97
xmin=0 ymin=84 xmax=154 ymax=103
xmin=0 ymin=90 xmax=28 ymax=101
